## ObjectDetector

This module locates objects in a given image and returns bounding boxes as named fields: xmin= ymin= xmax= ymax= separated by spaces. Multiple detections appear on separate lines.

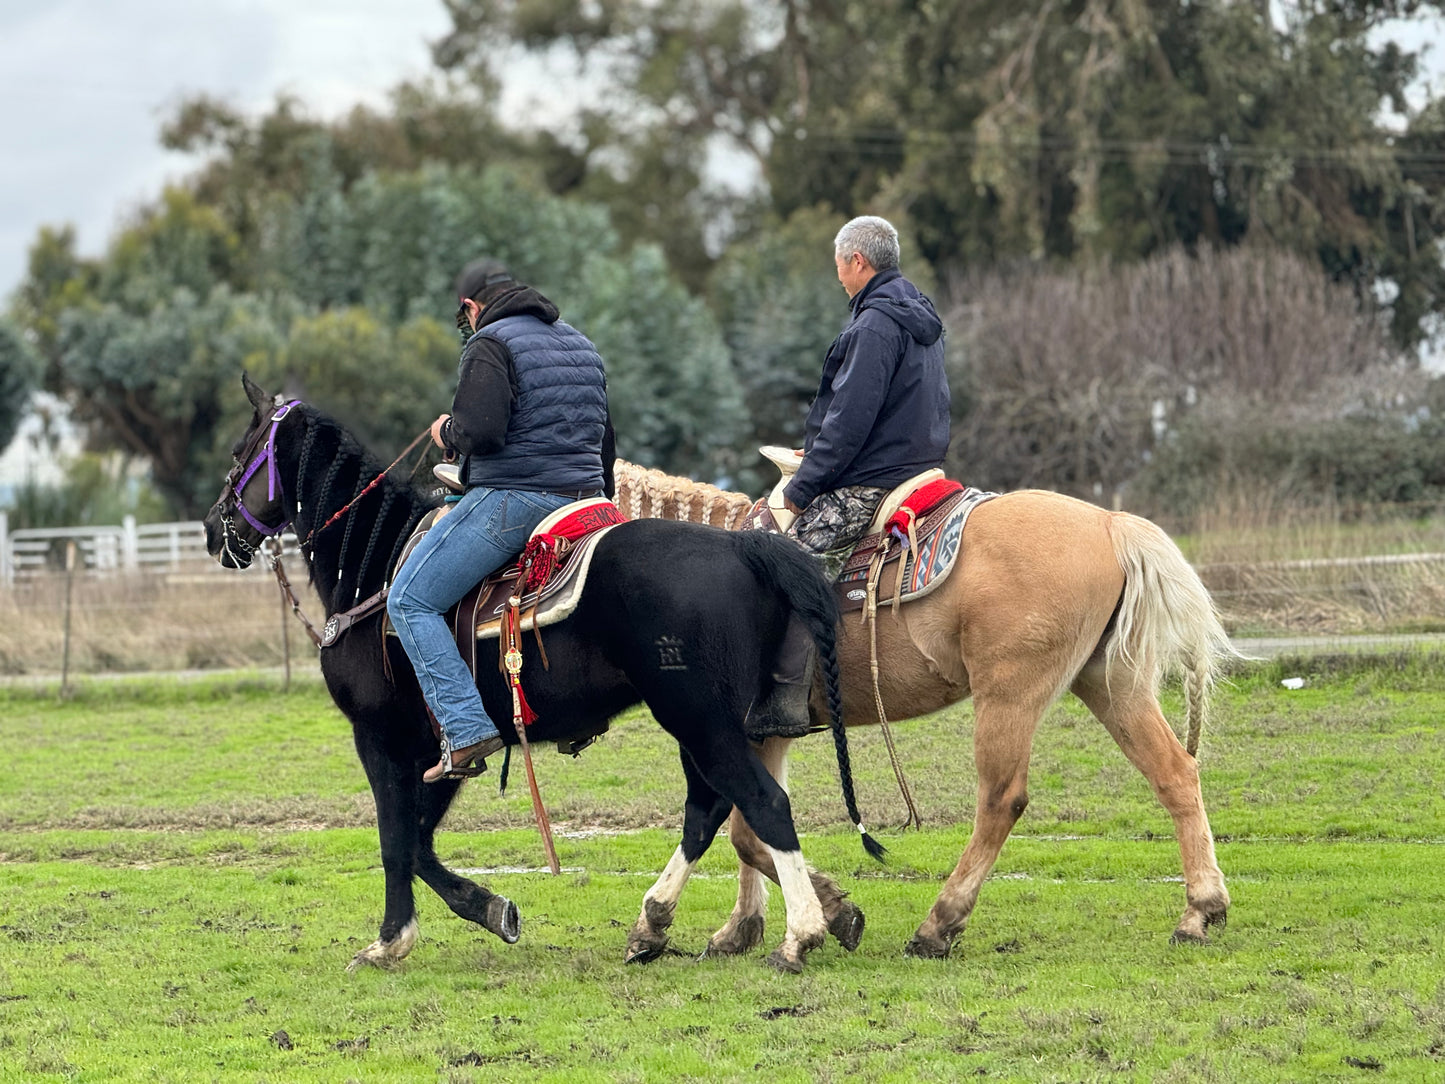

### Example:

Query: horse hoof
xmin=764 ymin=948 xmax=805 ymax=974
xmin=1170 ymin=901 xmax=1226 ymax=945
xmin=486 ymin=896 xmax=521 ymax=944
xmin=702 ymin=915 xmax=765 ymax=958
xmin=346 ymin=949 xmax=397 ymax=972
xmin=903 ymin=932 xmax=951 ymax=959
xmin=828 ymin=902 xmax=865 ymax=952
xmin=346 ymin=918 xmax=418 ymax=971
xmin=625 ymin=942 xmax=665 ymax=965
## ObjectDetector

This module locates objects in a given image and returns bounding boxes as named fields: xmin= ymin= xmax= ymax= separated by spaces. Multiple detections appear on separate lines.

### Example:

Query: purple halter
xmin=226 ymin=399 xmax=302 ymax=537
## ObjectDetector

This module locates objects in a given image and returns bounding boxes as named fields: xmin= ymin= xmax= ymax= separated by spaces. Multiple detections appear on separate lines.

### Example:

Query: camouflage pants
xmin=788 ymin=485 xmax=890 ymax=581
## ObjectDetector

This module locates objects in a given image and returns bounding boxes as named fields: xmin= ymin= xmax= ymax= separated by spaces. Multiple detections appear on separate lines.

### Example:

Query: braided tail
xmin=736 ymin=532 xmax=885 ymax=862
xmin=816 ymin=611 xmax=887 ymax=861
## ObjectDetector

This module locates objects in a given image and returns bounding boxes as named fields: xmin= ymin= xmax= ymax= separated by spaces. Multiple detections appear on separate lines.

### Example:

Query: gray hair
xmin=834 ymin=216 xmax=900 ymax=272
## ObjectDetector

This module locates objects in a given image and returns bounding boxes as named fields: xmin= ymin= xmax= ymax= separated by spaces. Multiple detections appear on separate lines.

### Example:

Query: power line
xmin=776 ymin=125 xmax=1445 ymax=171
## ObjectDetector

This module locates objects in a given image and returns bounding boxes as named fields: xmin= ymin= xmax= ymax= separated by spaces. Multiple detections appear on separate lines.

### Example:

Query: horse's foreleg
xmin=347 ymin=730 xmax=424 ymax=971
xmin=1071 ymin=666 xmax=1229 ymax=943
xmin=906 ymin=689 xmax=1044 ymax=959
xmin=414 ymin=778 xmax=521 ymax=944
xmin=707 ymin=738 xmax=863 ymax=958
xmin=626 ymin=748 xmax=733 ymax=963
xmin=705 ymin=816 xmax=769 ymax=957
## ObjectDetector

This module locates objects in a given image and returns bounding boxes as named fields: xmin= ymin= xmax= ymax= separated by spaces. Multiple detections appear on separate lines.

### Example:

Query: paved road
xmin=1232 ymin=633 xmax=1445 ymax=657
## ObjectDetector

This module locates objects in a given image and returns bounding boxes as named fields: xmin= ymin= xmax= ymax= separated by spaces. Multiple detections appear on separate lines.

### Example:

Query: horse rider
xmin=755 ymin=215 xmax=951 ymax=734
xmin=387 ymin=259 xmax=614 ymax=781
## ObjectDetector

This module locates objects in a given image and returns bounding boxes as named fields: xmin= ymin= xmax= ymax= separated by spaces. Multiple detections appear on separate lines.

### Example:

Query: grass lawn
xmin=0 ymin=660 xmax=1442 ymax=1082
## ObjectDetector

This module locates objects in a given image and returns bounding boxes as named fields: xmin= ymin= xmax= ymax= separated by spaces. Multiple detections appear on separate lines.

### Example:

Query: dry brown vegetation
xmin=943 ymin=245 xmax=1414 ymax=503
xmin=0 ymin=568 xmax=323 ymax=676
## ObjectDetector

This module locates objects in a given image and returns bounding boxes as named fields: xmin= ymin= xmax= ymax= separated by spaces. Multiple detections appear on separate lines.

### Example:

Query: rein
xmin=223 ymin=401 xmax=434 ymax=650
xmin=264 ymin=538 xmax=325 ymax=648
xmin=299 ymin=428 xmax=433 ymax=550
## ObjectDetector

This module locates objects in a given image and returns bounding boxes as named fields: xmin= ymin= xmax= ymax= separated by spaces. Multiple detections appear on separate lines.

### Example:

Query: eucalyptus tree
xmin=434 ymin=0 xmax=1445 ymax=346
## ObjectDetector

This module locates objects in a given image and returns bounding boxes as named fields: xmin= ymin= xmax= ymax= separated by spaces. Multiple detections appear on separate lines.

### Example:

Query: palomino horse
xmin=614 ymin=458 xmax=1237 ymax=958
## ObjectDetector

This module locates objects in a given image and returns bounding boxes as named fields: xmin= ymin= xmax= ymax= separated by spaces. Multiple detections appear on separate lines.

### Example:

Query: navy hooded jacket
xmin=784 ymin=268 xmax=951 ymax=509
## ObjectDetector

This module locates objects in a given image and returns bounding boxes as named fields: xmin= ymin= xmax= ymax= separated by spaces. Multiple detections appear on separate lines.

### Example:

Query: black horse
xmin=202 ymin=376 xmax=874 ymax=972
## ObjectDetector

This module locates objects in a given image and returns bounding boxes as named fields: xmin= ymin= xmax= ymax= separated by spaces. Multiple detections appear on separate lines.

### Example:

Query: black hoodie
xmin=784 ymin=269 xmax=951 ymax=508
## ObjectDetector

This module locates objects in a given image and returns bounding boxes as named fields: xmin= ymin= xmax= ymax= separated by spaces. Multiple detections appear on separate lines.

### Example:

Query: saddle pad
xmin=470 ymin=524 xmax=620 ymax=641
xmin=835 ymin=486 xmax=996 ymax=613
xmin=384 ymin=498 xmax=625 ymax=645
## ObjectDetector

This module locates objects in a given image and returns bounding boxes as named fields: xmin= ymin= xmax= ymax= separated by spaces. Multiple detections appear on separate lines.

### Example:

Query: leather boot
xmin=746 ymin=615 xmax=816 ymax=739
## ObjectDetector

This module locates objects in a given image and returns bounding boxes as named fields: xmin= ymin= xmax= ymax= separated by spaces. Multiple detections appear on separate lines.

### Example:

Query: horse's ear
xmin=241 ymin=372 xmax=270 ymax=412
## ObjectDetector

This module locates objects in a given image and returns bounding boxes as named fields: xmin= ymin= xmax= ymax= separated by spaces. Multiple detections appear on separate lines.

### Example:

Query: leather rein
xmin=218 ymin=398 xmax=430 ymax=649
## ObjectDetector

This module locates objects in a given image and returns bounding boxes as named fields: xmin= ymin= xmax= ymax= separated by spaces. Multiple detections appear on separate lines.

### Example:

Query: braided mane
xmin=283 ymin=407 xmax=437 ymax=612
xmin=613 ymin=460 xmax=753 ymax=529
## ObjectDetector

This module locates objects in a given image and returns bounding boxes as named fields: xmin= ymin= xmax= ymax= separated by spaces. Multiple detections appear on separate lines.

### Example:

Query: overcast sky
xmin=0 ymin=0 xmax=459 ymax=298
xmin=4 ymin=1 xmax=1442 ymax=303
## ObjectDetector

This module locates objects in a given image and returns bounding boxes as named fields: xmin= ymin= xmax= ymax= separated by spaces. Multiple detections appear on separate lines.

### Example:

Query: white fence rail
xmin=0 ymin=513 xmax=293 ymax=583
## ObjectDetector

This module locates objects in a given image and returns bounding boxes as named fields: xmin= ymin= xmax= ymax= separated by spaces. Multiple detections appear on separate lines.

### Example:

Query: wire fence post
xmin=60 ymin=540 xmax=77 ymax=698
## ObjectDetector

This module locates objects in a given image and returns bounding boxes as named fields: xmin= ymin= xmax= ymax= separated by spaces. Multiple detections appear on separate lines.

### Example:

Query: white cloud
xmin=0 ymin=0 xmax=450 ymax=296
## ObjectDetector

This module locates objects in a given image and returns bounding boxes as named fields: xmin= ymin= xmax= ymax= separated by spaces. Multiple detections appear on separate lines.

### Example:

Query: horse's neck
xmin=284 ymin=419 xmax=433 ymax=614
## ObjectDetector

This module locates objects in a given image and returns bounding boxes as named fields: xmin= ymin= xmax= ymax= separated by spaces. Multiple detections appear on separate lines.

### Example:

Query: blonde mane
xmin=613 ymin=460 xmax=754 ymax=529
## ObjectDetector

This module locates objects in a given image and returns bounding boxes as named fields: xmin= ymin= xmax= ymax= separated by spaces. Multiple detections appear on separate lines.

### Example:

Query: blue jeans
xmin=387 ymin=486 xmax=572 ymax=753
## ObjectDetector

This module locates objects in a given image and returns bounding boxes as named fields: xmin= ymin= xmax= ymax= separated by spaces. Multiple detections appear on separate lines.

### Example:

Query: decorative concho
xmin=322 ymin=615 xmax=341 ymax=647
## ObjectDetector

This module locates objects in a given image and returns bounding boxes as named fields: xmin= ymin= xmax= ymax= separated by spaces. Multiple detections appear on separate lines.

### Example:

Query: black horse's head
xmin=203 ymin=374 xmax=302 ymax=569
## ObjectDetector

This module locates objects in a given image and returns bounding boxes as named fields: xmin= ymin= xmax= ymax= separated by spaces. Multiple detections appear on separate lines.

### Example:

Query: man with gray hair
xmin=756 ymin=214 xmax=951 ymax=734
xmin=783 ymin=214 xmax=950 ymax=567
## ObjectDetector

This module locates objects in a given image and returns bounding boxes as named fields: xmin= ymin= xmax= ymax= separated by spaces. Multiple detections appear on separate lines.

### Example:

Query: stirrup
xmin=424 ymin=735 xmax=502 ymax=782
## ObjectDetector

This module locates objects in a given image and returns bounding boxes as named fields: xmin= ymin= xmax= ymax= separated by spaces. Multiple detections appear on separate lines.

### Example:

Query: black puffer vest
xmin=460 ymin=315 xmax=608 ymax=494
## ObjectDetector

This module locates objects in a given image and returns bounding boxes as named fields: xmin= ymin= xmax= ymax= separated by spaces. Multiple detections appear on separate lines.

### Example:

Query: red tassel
xmin=521 ymin=535 xmax=560 ymax=592
xmin=513 ymin=678 xmax=539 ymax=727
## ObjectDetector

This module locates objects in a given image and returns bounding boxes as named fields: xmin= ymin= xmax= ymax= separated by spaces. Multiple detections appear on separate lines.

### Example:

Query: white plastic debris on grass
xmin=1280 ymin=677 xmax=1306 ymax=690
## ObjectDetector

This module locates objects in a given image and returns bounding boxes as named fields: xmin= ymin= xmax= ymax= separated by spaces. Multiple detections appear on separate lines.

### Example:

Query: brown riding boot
xmin=423 ymin=734 xmax=505 ymax=783
xmin=746 ymin=616 xmax=816 ymax=740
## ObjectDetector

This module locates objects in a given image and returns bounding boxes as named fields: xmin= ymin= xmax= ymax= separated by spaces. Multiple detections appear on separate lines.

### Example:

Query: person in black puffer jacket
xmin=387 ymin=259 xmax=615 ymax=782
xmin=756 ymin=216 xmax=951 ymax=736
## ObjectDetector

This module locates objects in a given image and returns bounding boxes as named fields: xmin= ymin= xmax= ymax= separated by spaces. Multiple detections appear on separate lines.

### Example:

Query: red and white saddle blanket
xmin=458 ymin=497 xmax=627 ymax=643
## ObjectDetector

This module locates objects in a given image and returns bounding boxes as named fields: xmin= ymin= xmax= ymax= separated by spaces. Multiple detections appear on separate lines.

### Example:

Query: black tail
xmin=735 ymin=532 xmax=886 ymax=862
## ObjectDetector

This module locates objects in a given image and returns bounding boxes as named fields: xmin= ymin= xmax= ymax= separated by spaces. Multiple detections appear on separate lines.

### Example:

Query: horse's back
xmin=959 ymin=489 xmax=1125 ymax=602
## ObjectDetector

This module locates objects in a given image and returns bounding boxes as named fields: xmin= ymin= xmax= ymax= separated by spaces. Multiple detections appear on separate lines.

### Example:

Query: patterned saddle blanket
xmin=743 ymin=473 xmax=995 ymax=613
xmin=834 ymin=482 xmax=996 ymax=613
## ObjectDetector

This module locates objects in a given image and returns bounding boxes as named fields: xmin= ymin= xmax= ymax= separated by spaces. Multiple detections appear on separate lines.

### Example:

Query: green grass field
xmin=1 ymin=660 xmax=1442 ymax=1082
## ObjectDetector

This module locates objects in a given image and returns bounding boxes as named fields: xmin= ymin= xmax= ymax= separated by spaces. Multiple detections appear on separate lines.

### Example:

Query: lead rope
xmin=864 ymin=543 xmax=923 ymax=830
xmin=264 ymin=538 xmax=324 ymax=648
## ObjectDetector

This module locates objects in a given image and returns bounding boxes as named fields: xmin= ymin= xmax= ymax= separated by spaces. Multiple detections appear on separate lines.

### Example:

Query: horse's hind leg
xmin=667 ymin=728 xmax=827 ymax=971
xmin=413 ymin=776 xmax=521 ymax=944
xmin=625 ymin=747 xmax=735 ymax=964
xmin=706 ymin=737 xmax=865 ymax=958
xmin=1070 ymin=660 xmax=1229 ymax=943
xmin=906 ymin=685 xmax=1052 ymax=959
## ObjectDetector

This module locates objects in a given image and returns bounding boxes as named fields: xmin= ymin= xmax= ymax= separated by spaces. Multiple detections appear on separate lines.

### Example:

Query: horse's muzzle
xmin=203 ymin=504 xmax=254 ymax=570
